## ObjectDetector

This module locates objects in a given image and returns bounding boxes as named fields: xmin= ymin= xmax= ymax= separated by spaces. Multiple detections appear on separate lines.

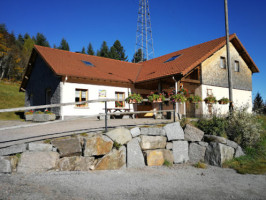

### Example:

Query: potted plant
xmin=187 ymin=95 xmax=202 ymax=103
xmin=177 ymin=88 xmax=189 ymax=97
xmin=204 ymin=95 xmax=217 ymax=104
xmin=125 ymin=93 xmax=143 ymax=104
xmin=25 ymin=110 xmax=34 ymax=121
xmin=218 ymin=97 xmax=229 ymax=104
xmin=147 ymin=92 xmax=166 ymax=103
xmin=170 ymin=93 xmax=187 ymax=103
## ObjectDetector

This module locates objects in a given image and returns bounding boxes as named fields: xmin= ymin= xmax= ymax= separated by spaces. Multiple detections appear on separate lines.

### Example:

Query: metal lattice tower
xmin=134 ymin=0 xmax=155 ymax=62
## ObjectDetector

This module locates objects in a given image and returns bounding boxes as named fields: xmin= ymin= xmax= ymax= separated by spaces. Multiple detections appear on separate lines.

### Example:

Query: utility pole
xmin=224 ymin=0 xmax=233 ymax=113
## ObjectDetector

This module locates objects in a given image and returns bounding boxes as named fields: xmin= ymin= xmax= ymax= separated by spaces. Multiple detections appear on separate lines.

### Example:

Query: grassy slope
xmin=0 ymin=82 xmax=25 ymax=120
xmin=223 ymin=115 xmax=266 ymax=174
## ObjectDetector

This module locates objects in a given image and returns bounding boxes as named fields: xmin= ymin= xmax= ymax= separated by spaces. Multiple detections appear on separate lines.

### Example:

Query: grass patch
xmin=194 ymin=161 xmax=207 ymax=169
xmin=224 ymin=115 xmax=266 ymax=174
xmin=163 ymin=160 xmax=172 ymax=167
xmin=43 ymin=139 xmax=51 ymax=144
xmin=15 ymin=153 xmax=21 ymax=159
xmin=113 ymin=140 xmax=122 ymax=150
xmin=80 ymin=133 xmax=88 ymax=137
xmin=0 ymin=82 xmax=25 ymax=120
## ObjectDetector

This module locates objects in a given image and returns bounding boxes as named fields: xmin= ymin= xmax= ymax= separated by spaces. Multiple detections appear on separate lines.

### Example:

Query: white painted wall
xmin=200 ymin=84 xmax=252 ymax=115
xmin=60 ymin=82 xmax=132 ymax=116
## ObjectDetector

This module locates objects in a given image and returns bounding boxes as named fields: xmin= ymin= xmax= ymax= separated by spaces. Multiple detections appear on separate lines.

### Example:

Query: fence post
xmin=105 ymin=101 xmax=107 ymax=133
xmin=173 ymin=103 xmax=176 ymax=122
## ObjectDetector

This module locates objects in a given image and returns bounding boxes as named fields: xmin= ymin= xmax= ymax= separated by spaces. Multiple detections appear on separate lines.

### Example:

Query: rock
xmin=166 ymin=142 xmax=173 ymax=150
xmin=145 ymin=149 xmax=174 ymax=166
xmin=198 ymin=141 xmax=209 ymax=147
xmin=204 ymin=135 xmax=227 ymax=144
xmin=205 ymin=142 xmax=234 ymax=167
xmin=17 ymin=151 xmax=59 ymax=173
xmin=28 ymin=143 xmax=53 ymax=152
xmin=184 ymin=124 xmax=204 ymax=142
xmin=140 ymin=135 xmax=167 ymax=150
xmin=6 ymin=156 xmax=19 ymax=172
xmin=105 ymin=128 xmax=132 ymax=145
xmin=172 ymin=141 xmax=189 ymax=164
xmin=0 ymin=144 xmax=27 ymax=156
xmin=0 ymin=156 xmax=11 ymax=173
xmin=189 ymin=143 xmax=206 ymax=164
xmin=235 ymin=146 xmax=245 ymax=158
xmin=130 ymin=127 xmax=141 ymax=138
xmin=51 ymin=138 xmax=82 ymax=157
xmin=226 ymin=139 xmax=239 ymax=149
xmin=57 ymin=156 xmax=95 ymax=171
xmin=141 ymin=127 xmax=166 ymax=136
xmin=84 ymin=135 xmax=113 ymax=157
xmin=163 ymin=122 xmax=184 ymax=141
xmin=95 ymin=146 xmax=126 ymax=170
xmin=127 ymin=138 xmax=145 ymax=168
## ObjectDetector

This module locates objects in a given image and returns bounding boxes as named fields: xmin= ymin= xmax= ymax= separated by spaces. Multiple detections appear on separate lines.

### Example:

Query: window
xmin=164 ymin=54 xmax=182 ymax=63
xmin=220 ymin=57 xmax=226 ymax=69
xmin=115 ymin=92 xmax=125 ymax=108
xmin=234 ymin=61 xmax=240 ymax=72
xmin=75 ymin=89 xmax=88 ymax=107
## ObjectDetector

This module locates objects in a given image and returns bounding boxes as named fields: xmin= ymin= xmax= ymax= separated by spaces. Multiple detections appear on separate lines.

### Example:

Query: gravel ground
xmin=0 ymin=165 xmax=265 ymax=200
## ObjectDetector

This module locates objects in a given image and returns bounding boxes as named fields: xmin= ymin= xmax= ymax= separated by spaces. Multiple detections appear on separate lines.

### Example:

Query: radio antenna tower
xmin=134 ymin=0 xmax=155 ymax=62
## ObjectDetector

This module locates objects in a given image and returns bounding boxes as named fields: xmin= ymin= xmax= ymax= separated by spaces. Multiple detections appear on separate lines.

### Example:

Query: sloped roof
xmin=20 ymin=34 xmax=259 ymax=91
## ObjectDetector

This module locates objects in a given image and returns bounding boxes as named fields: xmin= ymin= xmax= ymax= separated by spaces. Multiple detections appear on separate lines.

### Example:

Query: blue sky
xmin=1 ymin=0 xmax=265 ymax=101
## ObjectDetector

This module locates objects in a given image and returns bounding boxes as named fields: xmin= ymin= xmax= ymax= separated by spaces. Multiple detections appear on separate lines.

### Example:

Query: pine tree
xmin=109 ymin=40 xmax=127 ymax=61
xmin=23 ymin=33 xmax=30 ymax=40
xmin=58 ymin=38 xmax=70 ymax=51
xmin=132 ymin=48 xmax=143 ymax=63
xmin=87 ymin=43 xmax=95 ymax=55
xmin=81 ymin=46 xmax=86 ymax=54
xmin=35 ymin=33 xmax=50 ymax=47
xmin=97 ymin=41 xmax=109 ymax=58
xmin=253 ymin=92 xmax=264 ymax=112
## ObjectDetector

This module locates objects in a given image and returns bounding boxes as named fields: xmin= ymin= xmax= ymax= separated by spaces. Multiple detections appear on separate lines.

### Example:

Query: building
xmin=20 ymin=34 xmax=259 ymax=118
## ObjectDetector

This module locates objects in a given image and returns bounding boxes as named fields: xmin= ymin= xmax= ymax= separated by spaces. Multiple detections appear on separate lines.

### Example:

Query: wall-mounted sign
xmin=99 ymin=90 xmax=106 ymax=98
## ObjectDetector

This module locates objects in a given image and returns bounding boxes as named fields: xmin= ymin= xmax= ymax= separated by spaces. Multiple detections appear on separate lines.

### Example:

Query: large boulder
xmin=145 ymin=149 xmax=173 ymax=166
xmin=235 ymin=146 xmax=245 ymax=158
xmin=226 ymin=139 xmax=239 ymax=149
xmin=17 ymin=151 xmax=59 ymax=173
xmin=105 ymin=128 xmax=132 ymax=145
xmin=205 ymin=142 xmax=234 ymax=167
xmin=166 ymin=142 xmax=173 ymax=150
xmin=0 ymin=156 xmax=11 ymax=173
xmin=57 ymin=156 xmax=95 ymax=171
xmin=51 ymin=138 xmax=82 ymax=157
xmin=130 ymin=127 xmax=141 ymax=138
xmin=163 ymin=122 xmax=184 ymax=141
xmin=28 ymin=143 xmax=53 ymax=152
xmin=204 ymin=135 xmax=227 ymax=144
xmin=127 ymin=138 xmax=145 ymax=168
xmin=0 ymin=144 xmax=27 ymax=156
xmin=140 ymin=135 xmax=167 ymax=150
xmin=84 ymin=135 xmax=113 ymax=157
xmin=95 ymin=146 xmax=126 ymax=170
xmin=184 ymin=124 xmax=204 ymax=142
xmin=140 ymin=127 xmax=166 ymax=136
xmin=172 ymin=141 xmax=189 ymax=164
xmin=189 ymin=143 xmax=206 ymax=164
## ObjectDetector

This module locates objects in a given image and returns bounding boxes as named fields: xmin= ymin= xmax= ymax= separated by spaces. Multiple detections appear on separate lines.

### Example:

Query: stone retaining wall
xmin=0 ymin=122 xmax=245 ymax=174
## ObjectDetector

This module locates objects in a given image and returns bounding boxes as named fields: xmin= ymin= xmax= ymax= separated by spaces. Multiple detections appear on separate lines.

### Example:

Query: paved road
xmin=0 ymin=118 xmax=171 ymax=148
xmin=0 ymin=165 xmax=265 ymax=200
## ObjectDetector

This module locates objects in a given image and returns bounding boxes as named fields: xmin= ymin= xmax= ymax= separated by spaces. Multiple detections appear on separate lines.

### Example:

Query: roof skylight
xmin=164 ymin=54 xmax=182 ymax=63
xmin=82 ymin=60 xmax=94 ymax=67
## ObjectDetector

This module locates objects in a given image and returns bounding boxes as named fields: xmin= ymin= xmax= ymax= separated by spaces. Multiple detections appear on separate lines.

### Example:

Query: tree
xmin=81 ymin=46 xmax=86 ymax=54
xmin=58 ymin=38 xmax=70 ymax=51
xmin=97 ymin=41 xmax=109 ymax=58
xmin=109 ymin=40 xmax=127 ymax=61
xmin=17 ymin=34 xmax=24 ymax=48
xmin=132 ymin=48 xmax=144 ymax=63
xmin=253 ymin=92 xmax=264 ymax=113
xmin=87 ymin=43 xmax=95 ymax=55
xmin=35 ymin=33 xmax=50 ymax=47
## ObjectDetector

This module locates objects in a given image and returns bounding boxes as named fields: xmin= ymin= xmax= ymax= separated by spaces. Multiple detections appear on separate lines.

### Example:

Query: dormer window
xmin=220 ymin=57 xmax=226 ymax=69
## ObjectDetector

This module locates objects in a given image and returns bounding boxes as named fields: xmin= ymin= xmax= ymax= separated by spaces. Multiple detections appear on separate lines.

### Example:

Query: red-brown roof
xmin=20 ymin=34 xmax=259 ymax=90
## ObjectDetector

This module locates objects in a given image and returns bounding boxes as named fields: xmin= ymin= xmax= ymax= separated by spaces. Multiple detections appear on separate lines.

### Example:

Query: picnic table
xmin=106 ymin=108 xmax=133 ymax=119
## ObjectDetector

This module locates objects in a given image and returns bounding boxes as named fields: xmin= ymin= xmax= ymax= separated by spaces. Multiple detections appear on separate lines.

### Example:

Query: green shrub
xmin=226 ymin=108 xmax=262 ymax=148
xmin=113 ymin=141 xmax=122 ymax=150
xmin=196 ymin=116 xmax=228 ymax=137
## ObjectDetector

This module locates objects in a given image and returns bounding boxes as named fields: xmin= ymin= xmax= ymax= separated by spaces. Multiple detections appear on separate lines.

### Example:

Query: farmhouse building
xmin=20 ymin=34 xmax=259 ymax=118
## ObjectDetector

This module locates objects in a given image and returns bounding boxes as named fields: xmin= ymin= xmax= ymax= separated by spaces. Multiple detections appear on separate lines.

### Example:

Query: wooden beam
xmin=181 ymin=78 xmax=200 ymax=84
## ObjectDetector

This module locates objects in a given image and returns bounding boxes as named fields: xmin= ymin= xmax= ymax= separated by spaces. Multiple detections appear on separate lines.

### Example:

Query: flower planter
xmin=128 ymin=99 xmax=139 ymax=104
xmin=218 ymin=101 xmax=228 ymax=105
xmin=204 ymin=100 xmax=215 ymax=104
xmin=25 ymin=114 xmax=33 ymax=121
xmin=33 ymin=113 xmax=56 ymax=122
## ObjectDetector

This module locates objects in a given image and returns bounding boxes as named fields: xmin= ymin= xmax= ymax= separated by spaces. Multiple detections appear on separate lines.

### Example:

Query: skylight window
xmin=164 ymin=54 xmax=182 ymax=63
xmin=82 ymin=60 xmax=94 ymax=67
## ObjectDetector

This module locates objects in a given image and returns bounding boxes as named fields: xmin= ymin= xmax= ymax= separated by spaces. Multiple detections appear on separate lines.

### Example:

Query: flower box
xmin=125 ymin=93 xmax=143 ymax=104
xmin=33 ymin=113 xmax=56 ymax=122
xmin=25 ymin=114 xmax=33 ymax=121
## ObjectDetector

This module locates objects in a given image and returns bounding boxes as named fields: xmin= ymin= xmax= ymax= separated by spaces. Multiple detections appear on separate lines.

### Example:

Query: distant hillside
xmin=0 ymin=82 xmax=25 ymax=120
